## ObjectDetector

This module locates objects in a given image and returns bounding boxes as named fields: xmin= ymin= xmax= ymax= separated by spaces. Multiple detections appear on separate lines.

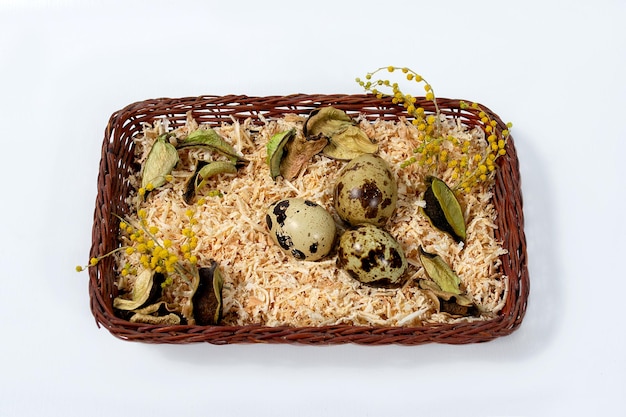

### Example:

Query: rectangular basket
xmin=88 ymin=94 xmax=529 ymax=345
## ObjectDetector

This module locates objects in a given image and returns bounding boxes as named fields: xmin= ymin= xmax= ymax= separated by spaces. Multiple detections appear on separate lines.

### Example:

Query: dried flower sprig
xmin=118 ymin=209 xmax=198 ymax=288
xmin=356 ymin=66 xmax=513 ymax=193
xmin=76 ymin=205 xmax=201 ymax=289
xmin=456 ymin=100 xmax=513 ymax=192
xmin=356 ymin=66 xmax=440 ymax=133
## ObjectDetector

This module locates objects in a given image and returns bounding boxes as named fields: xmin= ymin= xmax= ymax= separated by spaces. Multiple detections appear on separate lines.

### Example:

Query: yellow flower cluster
xmin=180 ymin=208 xmax=199 ymax=265
xmin=77 ymin=205 xmax=201 ymax=290
xmin=356 ymin=66 xmax=439 ymax=135
xmin=450 ymin=101 xmax=513 ymax=192
xmin=356 ymin=66 xmax=513 ymax=193
xmin=119 ymin=218 xmax=178 ymax=277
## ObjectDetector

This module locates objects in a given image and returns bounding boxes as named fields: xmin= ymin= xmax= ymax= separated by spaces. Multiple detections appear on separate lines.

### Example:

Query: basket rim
xmin=89 ymin=93 xmax=529 ymax=345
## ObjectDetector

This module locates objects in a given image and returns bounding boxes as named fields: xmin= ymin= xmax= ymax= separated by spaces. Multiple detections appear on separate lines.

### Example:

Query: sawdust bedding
xmin=119 ymin=112 xmax=508 ymax=327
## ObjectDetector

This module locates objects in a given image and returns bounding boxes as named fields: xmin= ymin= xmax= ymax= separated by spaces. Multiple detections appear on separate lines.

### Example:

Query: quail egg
xmin=336 ymin=224 xmax=407 ymax=287
xmin=265 ymin=198 xmax=336 ymax=261
xmin=333 ymin=153 xmax=398 ymax=227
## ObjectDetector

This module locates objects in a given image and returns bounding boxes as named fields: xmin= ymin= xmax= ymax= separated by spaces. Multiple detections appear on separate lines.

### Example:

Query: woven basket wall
xmin=88 ymin=94 xmax=529 ymax=345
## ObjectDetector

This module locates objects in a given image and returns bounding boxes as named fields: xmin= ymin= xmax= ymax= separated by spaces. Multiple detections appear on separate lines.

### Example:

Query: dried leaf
xmin=265 ymin=129 xmax=295 ymax=179
xmin=127 ymin=302 xmax=184 ymax=325
xmin=303 ymin=106 xmax=378 ymax=160
xmin=129 ymin=301 xmax=171 ymax=315
xmin=129 ymin=313 xmax=181 ymax=325
xmin=141 ymin=134 xmax=179 ymax=191
xmin=422 ymin=176 xmax=466 ymax=242
xmin=183 ymin=161 xmax=208 ymax=204
xmin=419 ymin=280 xmax=478 ymax=316
xmin=280 ymin=133 xmax=328 ymax=179
xmin=303 ymin=107 xmax=353 ymax=137
xmin=322 ymin=125 xmax=378 ymax=160
xmin=177 ymin=128 xmax=247 ymax=164
xmin=113 ymin=270 xmax=165 ymax=311
xmin=439 ymin=298 xmax=477 ymax=316
xmin=183 ymin=160 xmax=237 ymax=204
xmin=191 ymin=260 xmax=224 ymax=325
xmin=418 ymin=247 xmax=462 ymax=295
xmin=197 ymin=160 xmax=237 ymax=187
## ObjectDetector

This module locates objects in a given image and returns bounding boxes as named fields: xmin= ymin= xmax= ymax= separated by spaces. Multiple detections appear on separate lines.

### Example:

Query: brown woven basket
xmin=89 ymin=94 xmax=529 ymax=345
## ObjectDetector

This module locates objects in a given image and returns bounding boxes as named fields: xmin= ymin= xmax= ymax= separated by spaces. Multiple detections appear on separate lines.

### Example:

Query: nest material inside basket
xmin=89 ymin=94 xmax=529 ymax=345
xmin=114 ymin=112 xmax=507 ymax=328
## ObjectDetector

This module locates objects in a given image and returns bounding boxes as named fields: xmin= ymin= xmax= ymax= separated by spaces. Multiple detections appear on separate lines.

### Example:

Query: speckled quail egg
xmin=265 ymin=198 xmax=336 ymax=261
xmin=333 ymin=153 xmax=398 ymax=227
xmin=336 ymin=224 xmax=407 ymax=287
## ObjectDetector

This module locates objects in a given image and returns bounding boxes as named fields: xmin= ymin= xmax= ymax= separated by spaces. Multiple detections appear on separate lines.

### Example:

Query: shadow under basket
xmin=88 ymin=94 xmax=529 ymax=345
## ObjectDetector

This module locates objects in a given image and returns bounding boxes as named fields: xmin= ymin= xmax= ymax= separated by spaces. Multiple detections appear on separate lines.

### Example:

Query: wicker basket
xmin=89 ymin=94 xmax=529 ymax=345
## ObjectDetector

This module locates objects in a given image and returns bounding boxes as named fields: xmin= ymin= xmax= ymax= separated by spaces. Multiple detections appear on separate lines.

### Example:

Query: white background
xmin=1 ymin=1 xmax=624 ymax=416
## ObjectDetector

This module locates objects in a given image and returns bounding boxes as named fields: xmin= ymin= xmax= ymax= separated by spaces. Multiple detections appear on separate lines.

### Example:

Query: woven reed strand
xmin=89 ymin=94 xmax=529 ymax=345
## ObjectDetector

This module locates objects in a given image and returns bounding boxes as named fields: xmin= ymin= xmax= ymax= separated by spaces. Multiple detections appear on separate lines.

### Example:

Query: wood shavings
xmin=118 ymin=114 xmax=508 ymax=327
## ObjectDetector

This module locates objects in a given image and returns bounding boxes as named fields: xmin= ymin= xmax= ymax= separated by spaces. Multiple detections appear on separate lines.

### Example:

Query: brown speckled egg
xmin=333 ymin=153 xmax=397 ymax=227
xmin=265 ymin=198 xmax=336 ymax=261
xmin=336 ymin=224 xmax=407 ymax=286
